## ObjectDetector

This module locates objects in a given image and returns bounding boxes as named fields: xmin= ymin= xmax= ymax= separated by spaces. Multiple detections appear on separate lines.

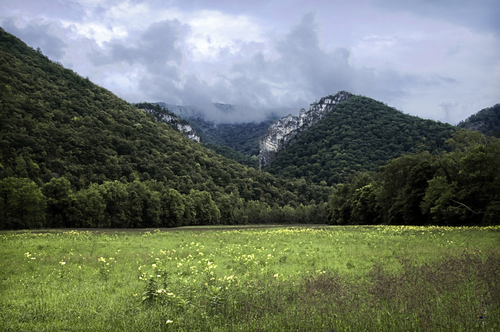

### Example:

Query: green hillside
xmin=0 ymin=28 xmax=330 ymax=229
xmin=328 ymin=129 xmax=500 ymax=226
xmin=265 ymin=95 xmax=458 ymax=185
xmin=457 ymin=104 xmax=500 ymax=137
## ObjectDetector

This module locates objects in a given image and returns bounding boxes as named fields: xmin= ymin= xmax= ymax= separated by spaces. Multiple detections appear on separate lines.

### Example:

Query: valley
xmin=1 ymin=19 xmax=499 ymax=332
xmin=1 ymin=27 xmax=499 ymax=229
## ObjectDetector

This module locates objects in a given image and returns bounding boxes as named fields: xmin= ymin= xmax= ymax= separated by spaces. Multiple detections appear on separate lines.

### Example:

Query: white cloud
xmin=185 ymin=10 xmax=266 ymax=60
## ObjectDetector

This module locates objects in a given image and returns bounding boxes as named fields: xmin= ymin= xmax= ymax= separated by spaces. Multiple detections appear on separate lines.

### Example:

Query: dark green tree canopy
xmin=266 ymin=95 xmax=457 ymax=185
xmin=329 ymin=130 xmax=500 ymax=226
xmin=457 ymin=104 xmax=500 ymax=137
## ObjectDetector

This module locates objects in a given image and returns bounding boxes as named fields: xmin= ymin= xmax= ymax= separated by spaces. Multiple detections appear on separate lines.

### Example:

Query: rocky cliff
xmin=259 ymin=91 xmax=353 ymax=169
xmin=456 ymin=103 xmax=500 ymax=137
xmin=137 ymin=103 xmax=201 ymax=142
xmin=154 ymin=112 xmax=201 ymax=142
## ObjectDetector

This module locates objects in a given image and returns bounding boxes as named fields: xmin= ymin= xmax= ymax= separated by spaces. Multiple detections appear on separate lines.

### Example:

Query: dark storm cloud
xmin=126 ymin=11 xmax=461 ymax=122
xmin=90 ymin=20 xmax=183 ymax=79
xmin=127 ymin=12 xmax=354 ymax=113
xmin=74 ymin=6 xmax=481 ymax=123
xmin=2 ymin=18 xmax=67 ymax=60
xmin=224 ymin=13 xmax=355 ymax=107
xmin=271 ymin=13 xmax=355 ymax=95
xmin=222 ymin=12 xmax=456 ymax=111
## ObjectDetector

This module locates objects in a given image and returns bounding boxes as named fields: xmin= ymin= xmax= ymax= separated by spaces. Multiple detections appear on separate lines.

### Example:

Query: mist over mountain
xmin=153 ymin=102 xmax=283 ymax=168
xmin=157 ymin=102 xmax=292 ymax=124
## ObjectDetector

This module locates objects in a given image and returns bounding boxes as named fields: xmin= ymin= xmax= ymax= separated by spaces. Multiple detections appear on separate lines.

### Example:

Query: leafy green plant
xmin=140 ymin=268 xmax=170 ymax=304
xmin=97 ymin=256 xmax=113 ymax=281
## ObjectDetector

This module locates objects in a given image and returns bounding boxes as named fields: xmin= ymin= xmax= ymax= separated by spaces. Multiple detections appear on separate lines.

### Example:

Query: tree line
xmin=328 ymin=130 xmax=500 ymax=226
xmin=0 ymin=177 xmax=328 ymax=229
xmin=3 ymin=129 xmax=496 ymax=229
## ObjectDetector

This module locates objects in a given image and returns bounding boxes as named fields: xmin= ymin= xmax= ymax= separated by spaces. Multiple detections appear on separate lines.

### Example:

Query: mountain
xmin=259 ymin=91 xmax=353 ymax=169
xmin=457 ymin=104 xmax=500 ymax=137
xmin=263 ymin=94 xmax=458 ymax=185
xmin=0 ymin=28 xmax=331 ymax=229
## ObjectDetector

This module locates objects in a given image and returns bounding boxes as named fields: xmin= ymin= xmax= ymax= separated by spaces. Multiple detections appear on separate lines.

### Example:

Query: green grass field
xmin=1 ymin=225 xmax=499 ymax=331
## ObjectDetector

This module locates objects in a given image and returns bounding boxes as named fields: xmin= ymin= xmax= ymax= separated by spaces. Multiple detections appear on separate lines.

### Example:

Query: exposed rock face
xmin=145 ymin=108 xmax=201 ymax=142
xmin=176 ymin=123 xmax=200 ymax=142
xmin=458 ymin=121 xmax=485 ymax=132
xmin=259 ymin=91 xmax=353 ymax=169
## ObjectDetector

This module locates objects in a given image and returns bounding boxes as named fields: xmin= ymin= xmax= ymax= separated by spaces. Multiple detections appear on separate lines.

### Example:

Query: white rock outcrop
xmin=259 ymin=91 xmax=353 ymax=169
xmin=144 ymin=107 xmax=201 ymax=142
xmin=177 ymin=124 xmax=200 ymax=142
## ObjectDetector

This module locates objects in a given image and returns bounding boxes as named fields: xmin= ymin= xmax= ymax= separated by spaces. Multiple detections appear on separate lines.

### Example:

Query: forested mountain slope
xmin=265 ymin=95 xmax=458 ymax=185
xmin=457 ymin=104 xmax=500 ymax=137
xmin=328 ymin=130 xmax=500 ymax=226
xmin=191 ymin=118 xmax=279 ymax=168
xmin=0 ymin=28 xmax=330 ymax=229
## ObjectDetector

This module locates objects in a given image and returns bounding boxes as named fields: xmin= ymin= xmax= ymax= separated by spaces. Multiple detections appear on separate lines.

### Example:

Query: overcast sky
xmin=1 ymin=0 xmax=499 ymax=123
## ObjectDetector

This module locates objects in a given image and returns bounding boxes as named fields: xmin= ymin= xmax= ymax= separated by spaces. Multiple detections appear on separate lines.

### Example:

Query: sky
xmin=1 ymin=0 xmax=499 ymax=124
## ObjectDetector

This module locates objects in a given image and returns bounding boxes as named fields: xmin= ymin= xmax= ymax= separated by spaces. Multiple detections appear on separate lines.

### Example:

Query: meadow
xmin=1 ymin=225 xmax=499 ymax=331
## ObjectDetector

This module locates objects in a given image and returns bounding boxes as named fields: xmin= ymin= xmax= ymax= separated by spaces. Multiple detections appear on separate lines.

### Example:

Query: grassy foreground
xmin=1 ymin=225 xmax=499 ymax=331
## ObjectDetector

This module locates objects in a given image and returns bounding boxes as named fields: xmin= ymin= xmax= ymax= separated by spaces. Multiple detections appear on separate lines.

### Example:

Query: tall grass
xmin=0 ymin=225 xmax=499 ymax=331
